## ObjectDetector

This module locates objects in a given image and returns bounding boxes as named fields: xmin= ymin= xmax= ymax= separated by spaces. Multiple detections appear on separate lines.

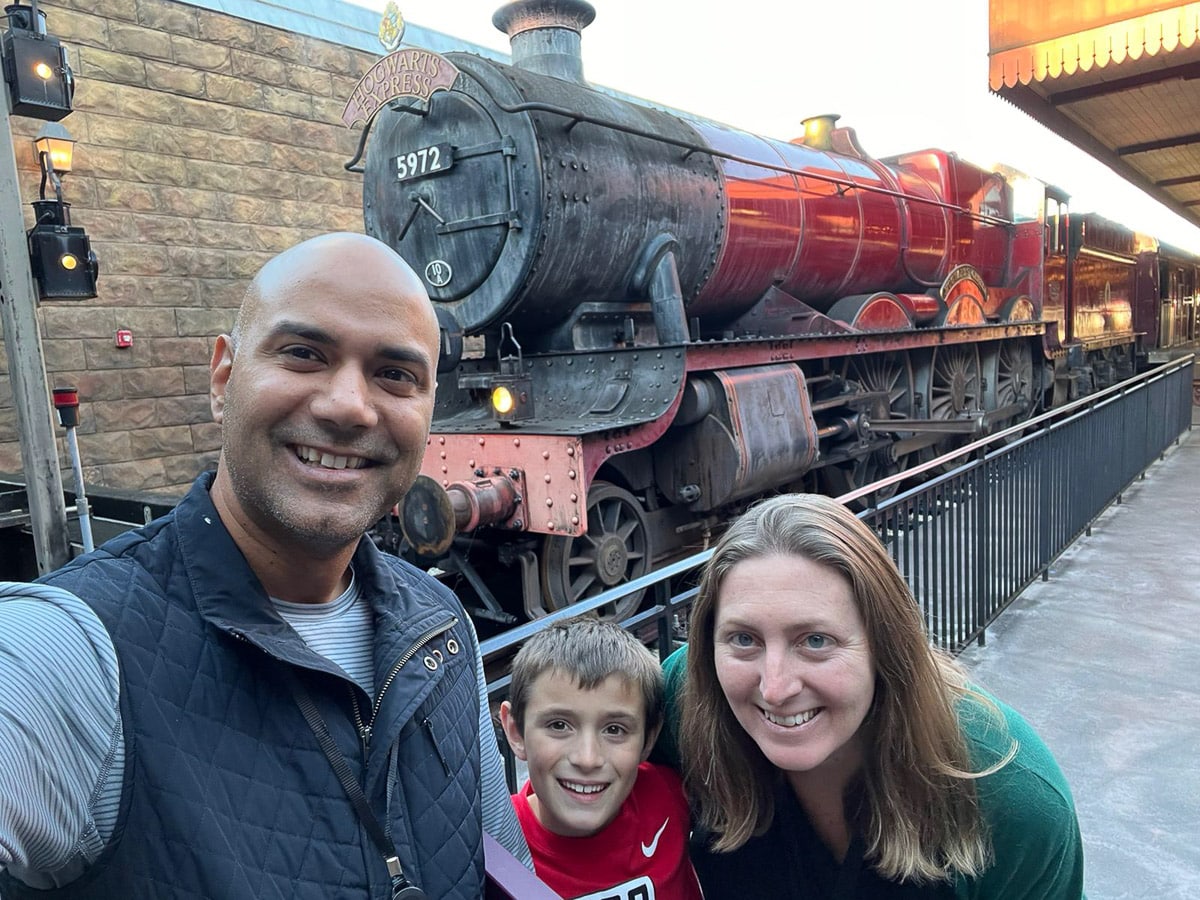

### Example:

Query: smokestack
xmin=493 ymin=0 xmax=596 ymax=83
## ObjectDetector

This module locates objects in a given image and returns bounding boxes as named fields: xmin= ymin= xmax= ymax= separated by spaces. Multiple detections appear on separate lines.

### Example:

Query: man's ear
xmin=640 ymin=720 xmax=664 ymax=763
xmin=210 ymin=334 xmax=234 ymax=423
xmin=498 ymin=700 xmax=528 ymax=762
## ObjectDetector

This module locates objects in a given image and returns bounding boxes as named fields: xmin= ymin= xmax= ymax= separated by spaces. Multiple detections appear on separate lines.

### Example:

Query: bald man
xmin=0 ymin=234 xmax=529 ymax=899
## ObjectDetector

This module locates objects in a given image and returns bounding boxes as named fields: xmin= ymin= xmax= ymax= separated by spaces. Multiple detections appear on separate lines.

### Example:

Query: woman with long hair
xmin=665 ymin=493 xmax=1084 ymax=898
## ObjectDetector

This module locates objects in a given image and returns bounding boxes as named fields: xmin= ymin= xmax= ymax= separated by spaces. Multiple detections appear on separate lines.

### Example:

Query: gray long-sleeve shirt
xmin=0 ymin=580 xmax=530 ymax=890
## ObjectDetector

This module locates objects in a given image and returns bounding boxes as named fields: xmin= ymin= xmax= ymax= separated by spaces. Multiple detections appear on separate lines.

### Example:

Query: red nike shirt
xmin=513 ymin=761 xmax=703 ymax=900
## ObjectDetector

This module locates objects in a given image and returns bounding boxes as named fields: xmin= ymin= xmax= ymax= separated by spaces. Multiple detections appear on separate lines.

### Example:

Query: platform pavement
xmin=958 ymin=412 xmax=1199 ymax=899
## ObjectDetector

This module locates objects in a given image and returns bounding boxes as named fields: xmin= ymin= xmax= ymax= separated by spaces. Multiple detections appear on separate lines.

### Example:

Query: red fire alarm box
xmin=115 ymin=329 xmax=133 ymax=348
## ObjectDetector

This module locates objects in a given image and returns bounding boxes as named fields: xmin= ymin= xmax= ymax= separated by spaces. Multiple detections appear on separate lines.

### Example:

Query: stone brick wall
xmin=0 ymin=0 xmax=377 ymax=494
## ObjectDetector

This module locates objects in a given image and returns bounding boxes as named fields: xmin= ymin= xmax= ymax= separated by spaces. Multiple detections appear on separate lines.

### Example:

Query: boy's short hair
xmin=507 ymin=617 xmax=664 ymax=743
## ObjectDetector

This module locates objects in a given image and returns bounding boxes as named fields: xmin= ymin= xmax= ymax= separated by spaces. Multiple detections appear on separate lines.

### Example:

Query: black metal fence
xmin=482 ymin=353 xmax=1195 ymax=680
xmin=850 ymin=354 xmax=1195 ymax=651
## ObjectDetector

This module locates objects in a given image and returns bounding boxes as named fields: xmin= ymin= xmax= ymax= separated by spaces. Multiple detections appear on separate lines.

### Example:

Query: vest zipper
xmin=350 ymin=616 xmax=459 ymax=756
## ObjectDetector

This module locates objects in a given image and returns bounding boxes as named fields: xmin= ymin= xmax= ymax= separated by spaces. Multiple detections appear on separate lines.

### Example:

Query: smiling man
xmin=0 ymin=234 xmax=529 ymax=899
xmin=209 ymin=233 xmax=440 ymax=601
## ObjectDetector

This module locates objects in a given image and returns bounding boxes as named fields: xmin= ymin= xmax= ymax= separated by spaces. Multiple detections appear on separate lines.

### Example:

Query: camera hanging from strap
xmin=287 ymin=674 xmax=428 ymax=900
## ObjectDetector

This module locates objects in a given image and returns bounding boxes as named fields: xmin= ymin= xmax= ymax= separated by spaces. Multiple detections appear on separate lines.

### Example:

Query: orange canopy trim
xmin=988 ymin=2 xmax=1200 ymax=90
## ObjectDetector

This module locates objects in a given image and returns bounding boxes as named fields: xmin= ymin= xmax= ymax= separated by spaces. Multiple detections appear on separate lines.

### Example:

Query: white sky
xmin=348 ymin=0 xmax=1200 ymax=252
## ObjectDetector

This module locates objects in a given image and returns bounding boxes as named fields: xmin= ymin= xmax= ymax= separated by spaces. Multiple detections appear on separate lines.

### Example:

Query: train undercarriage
xmin=391 ymin=320 xmax=1098 ymax=628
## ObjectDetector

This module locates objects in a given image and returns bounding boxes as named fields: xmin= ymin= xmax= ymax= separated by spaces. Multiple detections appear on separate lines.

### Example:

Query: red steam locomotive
xmin=355 ymin=0 xmax=1195 ymax=622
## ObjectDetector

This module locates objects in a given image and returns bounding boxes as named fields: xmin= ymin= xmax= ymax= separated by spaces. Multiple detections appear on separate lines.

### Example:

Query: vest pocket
xmin=422 ymin=716 xmax=453 ymax=776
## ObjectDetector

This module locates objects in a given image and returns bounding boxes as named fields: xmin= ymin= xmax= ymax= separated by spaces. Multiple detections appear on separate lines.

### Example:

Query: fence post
xmin=974 ymin=462 xmax=988 ymax=648
xmin=655 ymin=580 xmax=672 ymax=659
xmin=1038 ymin=425 xmax=1052 ymax=581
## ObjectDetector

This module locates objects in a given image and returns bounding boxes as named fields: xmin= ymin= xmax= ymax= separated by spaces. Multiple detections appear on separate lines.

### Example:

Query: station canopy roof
xmin=989 ymin=1 xmax=1200 ymax=230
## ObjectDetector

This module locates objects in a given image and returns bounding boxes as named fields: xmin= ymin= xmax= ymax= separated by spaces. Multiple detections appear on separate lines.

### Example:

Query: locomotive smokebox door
xmin=364 ymin=76 xmax=538 ymax=334
xmin=367 ymin=96 xmax=516 ymax=302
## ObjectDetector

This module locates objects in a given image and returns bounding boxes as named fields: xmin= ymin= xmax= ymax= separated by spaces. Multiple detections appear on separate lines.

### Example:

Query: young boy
xmin=499 ymin=617 xmax=702 ymax=900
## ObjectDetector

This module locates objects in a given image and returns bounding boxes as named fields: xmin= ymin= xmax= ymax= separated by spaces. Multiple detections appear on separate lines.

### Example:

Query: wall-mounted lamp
xmin=34 ymin=119 xmax=73 ymax=173
xmin=2 ymin=1 xmax=73 ymax=121
xmin=27 ymin=199 xmax=98 ymax=300
xmin=34 ymin=119 xmax=73 ymax=201
xmin=27 ymin=122 xmax=97 ymax=300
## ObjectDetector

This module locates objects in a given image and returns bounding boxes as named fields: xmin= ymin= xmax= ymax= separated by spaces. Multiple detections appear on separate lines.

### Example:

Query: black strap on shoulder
xmin=287 ymin=673 xmax=428 ymax=900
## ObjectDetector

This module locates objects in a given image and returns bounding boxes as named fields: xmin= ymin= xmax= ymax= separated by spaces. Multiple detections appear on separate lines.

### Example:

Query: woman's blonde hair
xmin=680 ymin=493 xmax=1013 ymax=883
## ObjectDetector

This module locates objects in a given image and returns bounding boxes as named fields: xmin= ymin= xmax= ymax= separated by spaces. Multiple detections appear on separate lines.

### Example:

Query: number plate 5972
xmin=394 ymin=143 xmax=453 ymax=182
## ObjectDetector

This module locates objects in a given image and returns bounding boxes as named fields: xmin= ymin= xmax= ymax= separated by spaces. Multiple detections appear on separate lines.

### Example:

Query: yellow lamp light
xmin=34 ymin=121 xmax=75 ymax=175
xmin=491 ymin=385 xmax=515 ymax=415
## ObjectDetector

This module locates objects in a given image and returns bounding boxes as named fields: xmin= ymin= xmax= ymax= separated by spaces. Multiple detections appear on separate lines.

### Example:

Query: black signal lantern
xmin=489 ymin=323 xmax=535 ymax=424
xmin=2 ymin=1 xmax=73 ymax=121
xmin=490 ymin=372 xmax=534 ymax=424
xmin=28 ymin=199 xmax=98 ymax=299
xmin=27 ymin=123 xmax=98 ymax=300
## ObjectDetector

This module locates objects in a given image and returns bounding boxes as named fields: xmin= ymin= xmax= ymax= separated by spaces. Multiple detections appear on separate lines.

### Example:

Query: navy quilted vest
xmin=7 ymin=473 xmax=484 ymax=900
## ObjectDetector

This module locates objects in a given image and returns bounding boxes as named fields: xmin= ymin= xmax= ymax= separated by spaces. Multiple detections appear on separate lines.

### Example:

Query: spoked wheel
xmin=844 ymin=354 xmax=916 ymax=432
xmin=540 ymin=482 xmax=652 ymax=619
xmin=920 ymin=344 xmax=981 ymax=470
xmin=823 ymin=355 xmax=915 ymax=501
xmin=988 ymin=339 xmax=1034 ymax=435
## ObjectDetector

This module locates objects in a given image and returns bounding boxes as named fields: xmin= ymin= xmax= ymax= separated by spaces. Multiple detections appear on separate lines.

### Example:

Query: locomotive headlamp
xmin=489 ymin=323 xmax=535 ymax=424
xmin=490 ymin=374 xmax=533 ymax=423
xmin=2 ymin=2 xmax=74 ymax=121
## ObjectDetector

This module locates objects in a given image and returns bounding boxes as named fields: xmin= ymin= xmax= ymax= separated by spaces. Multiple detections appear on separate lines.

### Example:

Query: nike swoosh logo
xmin=641 ymin=817 xmax=670 ymax=857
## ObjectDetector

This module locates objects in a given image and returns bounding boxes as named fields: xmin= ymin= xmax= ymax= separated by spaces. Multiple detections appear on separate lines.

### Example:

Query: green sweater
xmin=659 ymin=646 xmax=1085 ymax=900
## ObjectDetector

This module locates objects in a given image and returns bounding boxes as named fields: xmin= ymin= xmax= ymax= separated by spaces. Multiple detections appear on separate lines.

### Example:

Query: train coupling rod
xmin=869 ymin=403 xmax=1022 ymax=435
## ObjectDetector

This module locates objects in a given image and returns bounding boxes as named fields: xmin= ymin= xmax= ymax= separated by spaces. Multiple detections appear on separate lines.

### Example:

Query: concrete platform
xmin=959 ymin=412 xmax=1200 ymax=899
